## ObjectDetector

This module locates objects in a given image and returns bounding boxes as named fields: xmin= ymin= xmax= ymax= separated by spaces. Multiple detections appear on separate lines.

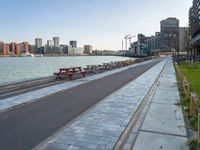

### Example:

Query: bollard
xmin=198 ymin=113 xmax=200 ymax=144
xmin=189 ymin=94 xmax=196 ymax=116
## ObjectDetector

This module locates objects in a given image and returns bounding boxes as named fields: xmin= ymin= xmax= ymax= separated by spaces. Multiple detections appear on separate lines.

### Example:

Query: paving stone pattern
xmin=37 ymin=59 xmax=167 ymax=150
xmin=132 ymin=58 xmax=188 ymax=150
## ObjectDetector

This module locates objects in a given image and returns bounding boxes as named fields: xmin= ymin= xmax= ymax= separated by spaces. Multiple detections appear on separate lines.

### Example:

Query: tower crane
xmin=128 ymin=36 xmax=136 ymax=47
xmin=124 ymin=34 xmax=131 ymax=50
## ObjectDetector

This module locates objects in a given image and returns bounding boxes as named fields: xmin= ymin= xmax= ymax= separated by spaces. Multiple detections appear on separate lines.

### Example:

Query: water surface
xmin=0 ymin=56 xmax=134 ymax=86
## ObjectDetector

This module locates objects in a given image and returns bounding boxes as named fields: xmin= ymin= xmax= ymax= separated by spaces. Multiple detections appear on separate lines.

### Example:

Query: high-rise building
xmin=47 ymin=40 xmax=54 ymax=47
xmin=189 ymin=0 xmax=200 ymax=50
xmin=53 ymin=37 xmax=60 ymax=47
xmin=35 ymin=38 xmax=42 ymax=49
xmin=60 ymin=45 xmax=68 ymax=54
xmin=68 ymin=46 xmax=83 ymax=55
xmin=84 ymin=45 xmax=93 ymax=54
xmin=69 ymin=41 xmax=77 ymax=48
xmin=160 ymin=17 xmax=179 ymax=51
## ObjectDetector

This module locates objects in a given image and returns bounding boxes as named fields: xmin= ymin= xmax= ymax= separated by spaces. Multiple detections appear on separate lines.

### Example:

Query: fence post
xmin=179 ymin=73 xmax=182 ymax=85
xmin=183 ymin=78 xmax=186 ymax=94
xmin=189 ymin=94 xmax=196 ymax=116
xmin=184 ymin=83 xmax=190 ymax=98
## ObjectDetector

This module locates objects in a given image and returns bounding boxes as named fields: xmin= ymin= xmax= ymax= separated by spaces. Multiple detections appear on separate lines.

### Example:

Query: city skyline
xmin=0 ymin=0 xmax=192 ymax=50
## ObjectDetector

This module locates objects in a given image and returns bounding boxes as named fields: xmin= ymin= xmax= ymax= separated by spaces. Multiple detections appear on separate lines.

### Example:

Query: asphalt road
xmin=0 ymin=60 xmax=160 ymax=150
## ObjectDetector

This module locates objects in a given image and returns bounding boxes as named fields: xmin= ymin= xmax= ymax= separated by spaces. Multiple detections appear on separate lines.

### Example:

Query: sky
xmin=0 ymin=0 xmax=193 ymax=50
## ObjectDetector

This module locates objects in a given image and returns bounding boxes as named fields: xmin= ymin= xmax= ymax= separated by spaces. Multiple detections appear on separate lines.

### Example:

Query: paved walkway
xmin=0 ymin=59 xmax=158 ymax=112
xmin=0 ymin=60 xmax=160 ymax=150
xmin=123 ymin=58 xmax=188 ymax=150
xmin=36 ymin=59 xmax=167 ymax=150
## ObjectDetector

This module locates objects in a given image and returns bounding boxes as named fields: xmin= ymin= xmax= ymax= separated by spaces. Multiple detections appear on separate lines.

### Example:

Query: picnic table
xmin=54 ymin=67 xmax=86 ymax=80
xmin=86 ymin=65 xmax=98 ymax=73
xmin=86 ymin=64 xmax=106 ymax=73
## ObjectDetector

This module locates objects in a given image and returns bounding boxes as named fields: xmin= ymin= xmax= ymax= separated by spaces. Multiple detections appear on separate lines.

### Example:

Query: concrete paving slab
xmin=140 ymin=58 xmax=186 ymax=137
xmin=132 ymin=131 xmax=188 ymax=150
xmin=152 ymin=88 xmax=180 ymax=105
xmin=141 ymin=102 xmax=186 ymax=136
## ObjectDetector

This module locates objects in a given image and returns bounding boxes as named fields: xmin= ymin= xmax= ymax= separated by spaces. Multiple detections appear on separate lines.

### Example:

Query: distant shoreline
xmin=0 ymin=54 xmax=132 ymax=58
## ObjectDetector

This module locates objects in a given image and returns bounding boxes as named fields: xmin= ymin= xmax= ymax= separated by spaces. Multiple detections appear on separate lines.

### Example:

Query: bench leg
xmin=56 ymin=75 xmax=59 ymax=80
xmin=69 ymin=74 xmax=73 ymax=80
xmin=82 ymin=72 xmax=86 ymax=77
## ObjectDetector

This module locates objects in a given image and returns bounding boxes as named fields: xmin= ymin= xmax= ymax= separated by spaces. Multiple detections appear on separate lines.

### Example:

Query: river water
xmin=0 ymin=56 xmax=134 ymax=86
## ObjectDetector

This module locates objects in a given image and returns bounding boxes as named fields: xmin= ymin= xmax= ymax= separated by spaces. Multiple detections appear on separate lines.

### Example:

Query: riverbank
xmin=0 ymin=56 xmax=158 ymax=99
xmin=0 ymin=60 xmax=134 ymax=99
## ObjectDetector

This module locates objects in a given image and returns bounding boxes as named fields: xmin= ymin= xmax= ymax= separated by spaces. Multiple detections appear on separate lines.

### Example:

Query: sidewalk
xmin=128 ymin=58 xmax=188 ymax=150
xmin=36 ymin=59 xmax=167 ymax=150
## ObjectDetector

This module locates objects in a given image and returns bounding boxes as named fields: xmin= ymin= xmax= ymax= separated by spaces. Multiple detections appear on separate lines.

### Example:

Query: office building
xmin=68 ymin=46 xmax=83 ymax=55
xmin=45 ymin=40 xmax=54 ymax=53
xmin=136 ymin=34 xmax=150 ymax=55
xmin=84 ymin=45 xmax=93 ymax=54
xmin=189 ymin=0 xmax=200 ymax=56
xmin=70 ymin=41 xmax=77 ymax=48
xmin=146 ymin=32 xmax=161 ymax=54
xmin=53 ymin=37 xmax=60 ymax=48
xmin=47 ymin=40 xmax=54 ymax=47
xmin=160 ymin=17 xmax=179 ymax=51
xmin=35 ymin=38 xmax=42 ymax=49
xmin=60 ymin=45 xmax=68 ymax=54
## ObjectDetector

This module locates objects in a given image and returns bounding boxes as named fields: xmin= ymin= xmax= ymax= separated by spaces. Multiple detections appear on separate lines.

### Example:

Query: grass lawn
xmin=179 ymin=63 xmax=200 ymax=98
